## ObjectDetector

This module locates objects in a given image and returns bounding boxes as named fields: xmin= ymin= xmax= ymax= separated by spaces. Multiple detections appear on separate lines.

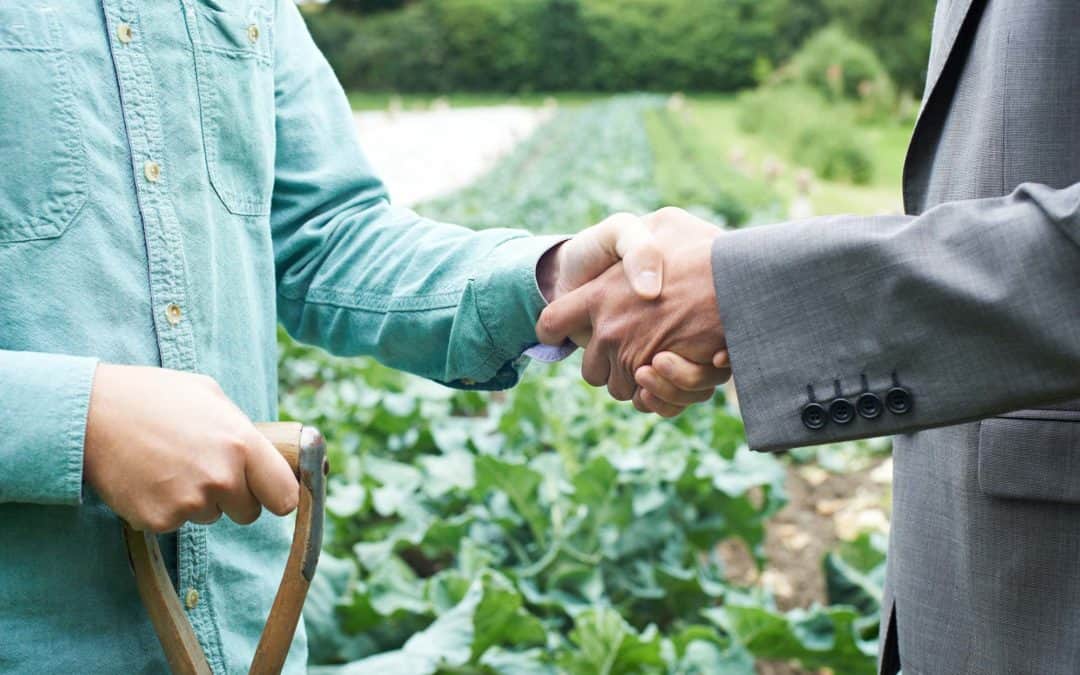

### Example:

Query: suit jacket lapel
xmin=902 ymin=0 xmax=983 ymax=212
xmin=920 ymin=0 xmax=978 ymax=117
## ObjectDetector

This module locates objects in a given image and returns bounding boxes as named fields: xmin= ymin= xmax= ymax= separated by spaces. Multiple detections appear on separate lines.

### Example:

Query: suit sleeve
xmin=712 ymin=181 xmax=1080 ymax=451
xmin=0 ymin=350 xmax=98 ymax=504
xmin=269 ymin=1 xmax=560 ymax=390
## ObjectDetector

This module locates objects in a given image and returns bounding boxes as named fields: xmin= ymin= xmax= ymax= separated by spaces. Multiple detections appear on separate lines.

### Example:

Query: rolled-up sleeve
xmin=0 ymin=350 xmax=98 ymax=505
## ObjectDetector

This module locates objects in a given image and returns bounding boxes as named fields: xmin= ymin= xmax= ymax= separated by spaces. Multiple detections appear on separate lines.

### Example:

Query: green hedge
xmin=303 ymin=0 xmax=787 ymax=93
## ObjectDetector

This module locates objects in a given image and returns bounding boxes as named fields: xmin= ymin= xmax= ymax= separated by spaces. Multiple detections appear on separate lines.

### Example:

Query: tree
xmin=330 ymin=0 xmax=411 ymax=15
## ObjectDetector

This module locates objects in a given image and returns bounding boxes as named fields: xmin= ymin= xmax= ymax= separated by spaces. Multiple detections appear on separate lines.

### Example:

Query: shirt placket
xmin=100 ymin=1 xmax=225 ymax=670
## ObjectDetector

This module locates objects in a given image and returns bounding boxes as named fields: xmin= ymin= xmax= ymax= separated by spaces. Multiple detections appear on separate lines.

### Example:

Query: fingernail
xmin=635 ymin=270 xmax=661 ymax=297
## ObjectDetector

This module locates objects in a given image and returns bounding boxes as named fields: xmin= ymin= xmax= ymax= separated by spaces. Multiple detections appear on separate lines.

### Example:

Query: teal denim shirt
xmin=0 ymin=2 xmax=558 ymax=672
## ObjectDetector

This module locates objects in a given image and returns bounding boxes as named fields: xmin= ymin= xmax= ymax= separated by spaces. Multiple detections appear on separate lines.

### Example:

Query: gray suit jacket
xmin=711 ymin=1 xmax=1080 ymax=673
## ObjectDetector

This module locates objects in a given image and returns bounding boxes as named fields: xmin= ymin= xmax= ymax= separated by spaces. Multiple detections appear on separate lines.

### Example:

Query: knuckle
xmin=198 ymin=374 xmax=224 ymax=393
xmin=145 ymin=512 xmax=177 ymax=533
xmin=592 ymin=323 xmax=616 ymax=346
xmin=205 ymin=467 xmax=242 ymax=495
xmin=651 ymin=206 xmax=687 ymax=224
xmin=222 ymin=433 xmax=251 ymax=459
xmin=176 ymin=493 xmax=207 ymax=518
xmin=537 ymin=310 xmax=560 ymax=339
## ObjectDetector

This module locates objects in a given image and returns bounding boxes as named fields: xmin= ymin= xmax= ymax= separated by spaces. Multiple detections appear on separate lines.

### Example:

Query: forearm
xmin=275 ymin=198 xmax=563 ymax=388
xmin=0 ymin=350 xmax=98 ymax=504
xmin=271 ymin=0 xmax=559 ymax=389
xmin=714 ymin=182 xmax=1080 ymax=450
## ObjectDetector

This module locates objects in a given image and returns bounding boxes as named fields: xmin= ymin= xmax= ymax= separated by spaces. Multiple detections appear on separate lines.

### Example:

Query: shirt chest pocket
xmin=0 ymin=6 xmax=88 ymax=244
xmin=185 ymin=1 xmax=275 ymax=217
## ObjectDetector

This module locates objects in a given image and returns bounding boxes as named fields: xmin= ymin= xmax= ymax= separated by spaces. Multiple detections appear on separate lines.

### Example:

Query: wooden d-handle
xmin=122 ymin=422 xmax=328 ymax=675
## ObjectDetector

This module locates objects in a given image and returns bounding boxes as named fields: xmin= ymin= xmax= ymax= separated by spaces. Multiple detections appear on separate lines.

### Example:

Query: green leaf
xmin=303 ymin=554 xmax=357 ymax=665
xmin=316 ymin=579 xmax=484 ymax=674
xmin=558 ymin=608 xmax=666 ymax=675
xmin=419 ymin=450 xmax=476 ymax=498
xmin=704 ymin=598 xmax=878 ymax=674
xmin=471 ymin=573 xmax=547 ymax=657
xmin=474 ymin=454 xmax=549 ymax=547
xmin=824 ymin=531 xmax=887 ymax=618
xmin=479 ymin=647 xmax=557 ymax=675
xmin=366 ymin=556 xmax=431 ymax=617
xmin=365 ymin=456 xmax=423 ymax=516
xmin=327 ymin=483 xmax=368 ymax=518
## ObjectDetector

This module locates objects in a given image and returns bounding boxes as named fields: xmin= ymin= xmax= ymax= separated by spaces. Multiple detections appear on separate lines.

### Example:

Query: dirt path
xmin=354 ymin=105 xmax=552 ymax=207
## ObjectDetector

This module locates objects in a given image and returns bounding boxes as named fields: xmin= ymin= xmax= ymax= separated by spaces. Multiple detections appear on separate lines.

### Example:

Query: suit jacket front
xmin=711 ymin=1 xmax=1080 ymax=673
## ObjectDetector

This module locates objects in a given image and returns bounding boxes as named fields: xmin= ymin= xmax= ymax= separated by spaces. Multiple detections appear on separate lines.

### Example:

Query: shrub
xmin=785 ymin=26 xmax=895 ymax=118
xmin=735 ymin=85 xmax=875 ymax=185
xmin=792 ymin=119 xmax=874 ymax=184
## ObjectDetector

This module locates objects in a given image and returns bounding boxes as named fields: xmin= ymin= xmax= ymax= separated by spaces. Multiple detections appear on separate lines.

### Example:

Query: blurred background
xmin=289 ymin=2 xmax=935 ymax=673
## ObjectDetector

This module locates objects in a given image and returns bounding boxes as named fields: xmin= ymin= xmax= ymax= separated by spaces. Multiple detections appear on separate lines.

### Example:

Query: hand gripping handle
xmin=122 ymin=422 xmax=328 ymax=675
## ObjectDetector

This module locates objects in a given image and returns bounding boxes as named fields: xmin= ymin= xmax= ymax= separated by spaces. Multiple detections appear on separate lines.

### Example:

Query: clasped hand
xmin=540 ymin=208 xmax=730 ymax=417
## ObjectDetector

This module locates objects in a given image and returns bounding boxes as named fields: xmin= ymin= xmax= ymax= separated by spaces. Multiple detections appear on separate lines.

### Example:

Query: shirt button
xmin=184 ymin=588 xmax=199 ymax=610
xmin=166 ymin=303 xmax=183 ymax=325
xmin=247 ymin=23 xmax=260 ymax=43
xmin=144 ymin=160 xmax=161 ymax=183
xmin=117 ymin=22 xmax=134 ymax=44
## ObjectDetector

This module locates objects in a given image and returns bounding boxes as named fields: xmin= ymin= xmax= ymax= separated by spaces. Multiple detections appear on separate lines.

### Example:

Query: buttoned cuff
xmin=0 ymin=351 xmax=99 ymax=505
xmin=468 ymin=234 xmax=570 ymax=387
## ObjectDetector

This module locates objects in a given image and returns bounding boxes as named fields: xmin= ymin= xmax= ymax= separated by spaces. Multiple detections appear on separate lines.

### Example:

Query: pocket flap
xmin=978 ymin=412 xmax=1080 ymax=503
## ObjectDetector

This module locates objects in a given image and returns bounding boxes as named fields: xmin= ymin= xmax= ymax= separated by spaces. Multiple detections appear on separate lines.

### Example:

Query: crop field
xmin=285 ymin=97 xmax=897 ymax=674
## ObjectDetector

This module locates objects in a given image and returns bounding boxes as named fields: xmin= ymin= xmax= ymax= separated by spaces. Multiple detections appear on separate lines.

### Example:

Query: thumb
xmin=606 ymin=215 xmax=663 ymax=300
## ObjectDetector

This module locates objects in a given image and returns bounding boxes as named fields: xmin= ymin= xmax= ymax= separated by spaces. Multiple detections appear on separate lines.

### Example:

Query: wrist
xmin=536 ymin=241 xmax=567 ymax=303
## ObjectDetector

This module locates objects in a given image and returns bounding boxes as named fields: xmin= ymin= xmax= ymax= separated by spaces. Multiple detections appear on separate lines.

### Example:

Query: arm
xmin=540 ymin=182 xmax=1080 ymax=449
xmin=270 ymin=2 xmax=560 ymax=390
xmin=710 ymin=181 xmax=1080 ymax=451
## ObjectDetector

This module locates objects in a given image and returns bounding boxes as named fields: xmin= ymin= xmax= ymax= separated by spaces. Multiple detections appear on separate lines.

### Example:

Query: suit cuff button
xmin=801 ymin=402 xmax=828 ymax=430
xmin=856 ymin=392 xmax=883 ymax=419
xmin=885 ymin=387 xmax=913 ymax=415
xmin=828 ymin=398 xmax=856 ymax=425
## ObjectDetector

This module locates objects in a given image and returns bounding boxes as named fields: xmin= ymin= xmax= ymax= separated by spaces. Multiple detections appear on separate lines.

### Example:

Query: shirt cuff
xmin=472 ymin=233 xmax=570 ymax=369
xmin=0 ymin=351 xmax=99 ymax=505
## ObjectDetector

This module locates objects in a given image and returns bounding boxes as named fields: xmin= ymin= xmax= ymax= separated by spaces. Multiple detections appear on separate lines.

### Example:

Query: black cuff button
xmin=885 ymin=386 xmax=913 ymax=415
xmin=829 ymin=398 xmax=856 ymax=425
xmin=801 ymin=402 xmax=827 ymax=430
xmin=856 ymin=392 xmax=883 ymax=419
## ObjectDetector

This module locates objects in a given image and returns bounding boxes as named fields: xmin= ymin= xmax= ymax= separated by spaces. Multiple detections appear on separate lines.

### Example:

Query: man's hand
xmin=538 ymin=212 xmax=665 ymax=303
xmin=83 ymin=364 xmax=299 ymax=533
xmin=537 ymin=208 xmax=728 ymax=413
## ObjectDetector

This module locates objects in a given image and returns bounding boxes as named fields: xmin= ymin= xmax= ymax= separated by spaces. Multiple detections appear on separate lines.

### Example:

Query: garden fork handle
xmin=122 ymin=422 xmax=328 ymax=675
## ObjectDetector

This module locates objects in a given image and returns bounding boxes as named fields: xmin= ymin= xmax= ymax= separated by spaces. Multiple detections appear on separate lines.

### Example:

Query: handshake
xmin=536 ymin=207 xmax=731 ymax=417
